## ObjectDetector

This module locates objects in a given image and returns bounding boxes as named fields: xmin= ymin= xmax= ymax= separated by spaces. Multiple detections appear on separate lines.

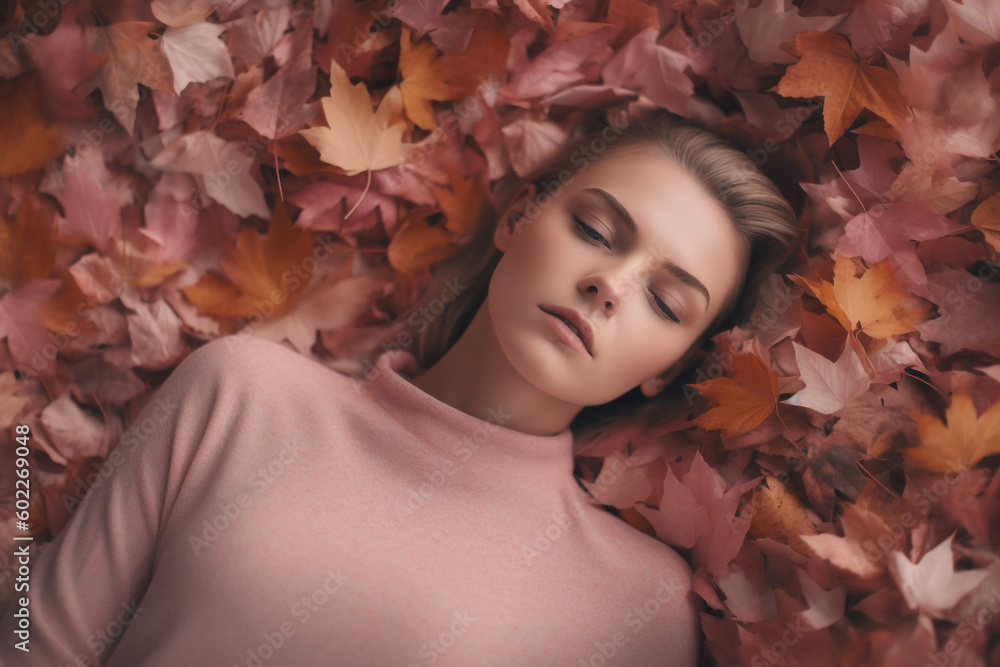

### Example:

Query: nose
xmin=581 ymin=258 xmax=647 ymax=320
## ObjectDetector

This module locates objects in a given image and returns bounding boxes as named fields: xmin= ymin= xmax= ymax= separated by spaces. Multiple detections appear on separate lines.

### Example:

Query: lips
xmin=538 ymin=304 xmax=595 ymax=356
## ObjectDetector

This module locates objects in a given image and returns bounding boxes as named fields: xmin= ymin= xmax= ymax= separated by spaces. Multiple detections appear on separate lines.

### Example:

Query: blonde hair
xmin=394 ymin=109 xmax=800 ymax=441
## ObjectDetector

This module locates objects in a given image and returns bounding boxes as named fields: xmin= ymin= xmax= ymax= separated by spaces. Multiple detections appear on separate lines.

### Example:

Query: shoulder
xmin=171 ymin=335 xmax=355 ymax=394
xmin=584 ymin=508 xmax=702 ymax=666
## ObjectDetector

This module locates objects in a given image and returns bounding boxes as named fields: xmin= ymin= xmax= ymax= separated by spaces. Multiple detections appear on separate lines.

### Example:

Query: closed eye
xmin=571 ymin=214 xmax=680 ymax=324
xmin=572 ymin=214 xmax=609 ymax=247
xmin=650 ymin=292 xmax=680 ymax=323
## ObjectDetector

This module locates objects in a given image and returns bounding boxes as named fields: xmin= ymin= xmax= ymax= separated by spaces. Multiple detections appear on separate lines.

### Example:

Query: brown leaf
xmin=774 ymin=31 xmax=911 ymax=145
xmin=746 ymin=475 xmax=818 ymax=554
xmin=0 ymin=72 xmax=65 ymax=175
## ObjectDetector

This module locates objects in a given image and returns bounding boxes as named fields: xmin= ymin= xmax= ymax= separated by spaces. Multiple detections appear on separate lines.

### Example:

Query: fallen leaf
xmin=796 ymin=568 xmax=847 ymax=629
xmin=601 ymin=27 xmax=693 ymax=116
xmin=149 ymin=129 xmax=269 ymax=219
xmin=784 ymin=338 xmax=871 ymax=415
xmin=971 ymin=191 xmax=1000 ymax=253
xmin=773 ymin=31 xmax=911 ymax=145
xmin=689 ymin=352 xmax=779 ymax=436
xmin=387 ymin=208 xmax=459 ymax=274
xmin=399 ymin=16 xmax=509 ymax=130
xmin=80 ymin=21 xmax=174 ymax=134
xmin=905 ymin=392 xmax=1000 ymax=473
xmin=161 ymin=21 xmax=235 ymax=94
xmin=746 ymin=475 xmax=818 ymax=554
xmin=886 ymin=531 xmax=989 ymax=619
xmin=182 ymin=202 xmax=315 ymax=329
xmin=0 ymin=72 xmax=65 ymax=175
xmin=736 ymin=0 xmax=846 ymax=65
xmin=299 ymin=58 xmax=420 ymax=217
xmin=798 ymin=254 xmax=931 ymax=339
xmin=233 ymin=19 xmax=319 ymax=140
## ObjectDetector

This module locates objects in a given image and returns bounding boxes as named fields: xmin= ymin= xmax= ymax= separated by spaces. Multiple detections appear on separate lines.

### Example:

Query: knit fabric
xmin=0 ymin=335 xmax=700 ymax=666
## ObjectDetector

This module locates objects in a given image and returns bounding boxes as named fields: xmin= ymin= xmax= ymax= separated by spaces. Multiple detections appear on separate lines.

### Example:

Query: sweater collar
xmin=363 ymin=349 xmax=578 ymax=470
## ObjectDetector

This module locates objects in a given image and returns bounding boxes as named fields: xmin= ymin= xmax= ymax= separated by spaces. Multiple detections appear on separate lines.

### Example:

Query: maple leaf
xmin=0 ymin=72 xmax=65 ymax=176
xmin=299 ymin=58 xmax=420 ymax=217
xmin=798 ymin=504 xmax=889 ymax=584
xmin=23 ymin=19 xmax=108 ymax=121
xmin=784 ymin=339 xmax=871 ymax=415
xmin=836 ymin=201 xmax=969 ymax=287
xmin=688 ymin=352 xmax=779 ymax=436
xmin=501 ymin=22 xmax=620 ymax=103
xmin=0 ymin=279 xmax=63 ymax=377
xmin=904 ymin=392 xmax=1000 ymax=473
xmin=635 ymin=449 xmax=761 ymax=579
xmin=398 ymin=16 xmax=509 ymax=131
xmin=40 ymin=392 xmax=111 ymax=462
xmin=386 ymin=207 xmax=460 ymax=275
xmin=886 ymin=531 xmax=989 ymax=619
xmin=915 ymin=268 xmax=1000 ymax=358
xmin=736 ymin=0 xmax=846 ymax=65
xmin=798 ymin=255 xmax=931 ymax=339
xmin=745 ymin=475 xmax=818 ymax=554
xmin=971 ymin=191 xmax=1000 ymax=253
xmin=601 ymin=27 xmax=693 ymax=117
xmin=389 ymin=0 xmax=482 ymax=53
xmin=226 ymin=5 xmax=291 ymax=69
xmin=773 ymin=31 xmax=911 ymax=145
xmin=233 ymin=18 xmax=319 ymax=140
xmin=56 ymin=161 xmax=123 ymax=254
xmin=161 ymin=21 xmax=235 ymax=94
xmin=182 ymin=202 xmax=315 ymax=330
xmin=248 ymin=259 xmax=391 ymax=354
xmin=149 ymin=130 xmax=269 ymax=219
xmin=120 ymin=291 xmax=187 ymax=370
xmin=431 ymin=165 xmax=487 ymax=237
xmin=80 ymin=21 xmax=174 ymax=135
xmin=796 ymin=569 xmax=847 ymax=630
xmin=940 ymin=0 xmax=1000 ymax=46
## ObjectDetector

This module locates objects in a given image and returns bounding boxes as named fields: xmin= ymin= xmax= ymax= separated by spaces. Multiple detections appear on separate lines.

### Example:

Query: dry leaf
xmin=798 ymin=255 xmax=931 ymax=339
xmin=774 ymin=31 xmax=911 ymax=145
xmin=689 ymin=352 xmax=779 ymax=435
xmin=905 ymin=392 xmax=1000 ymax=472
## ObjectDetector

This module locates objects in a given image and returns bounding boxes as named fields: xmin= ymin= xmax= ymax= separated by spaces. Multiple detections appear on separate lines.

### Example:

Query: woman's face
xmin=488 ymin=145 xmax=745 ymax=407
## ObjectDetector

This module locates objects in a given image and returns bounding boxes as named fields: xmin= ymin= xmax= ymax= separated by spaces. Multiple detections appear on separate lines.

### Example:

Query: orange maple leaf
xmin=387 ymin=207 xmax=461 ymax=275
xmin=0 ymin=72 xmax=65 ymax=176
xmin=399 ymin=15 xmax=509 ymax=130
xmin=773 ymin=31 xmax=911 ymax=145
xmin=431 ymin=165 xmax=487 ymax=238
xmin=183 ymin=203 xmax=315 ymax=329
xmin=688 ymin=352 xmax=779 ymax=436
xmin=905 ymin=393 xmax=1000 ymax=473
xmin=39 ymin=268 xmax=100 ymax=336
xmin=798 ymin=255 xmax=930 ymax=339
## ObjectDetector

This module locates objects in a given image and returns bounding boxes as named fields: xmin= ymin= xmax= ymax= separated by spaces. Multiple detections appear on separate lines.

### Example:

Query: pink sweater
xmin=1 ymin=335 xmax=700 ymax=666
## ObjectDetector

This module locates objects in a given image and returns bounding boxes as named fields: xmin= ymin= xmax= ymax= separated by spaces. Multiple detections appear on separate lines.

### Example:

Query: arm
xmin=0 ymin=336 xmax=233 ymax=665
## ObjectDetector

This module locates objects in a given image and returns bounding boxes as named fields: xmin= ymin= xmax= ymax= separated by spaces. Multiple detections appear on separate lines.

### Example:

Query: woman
xmin=0 ymin=110 xmax=798 ymax=666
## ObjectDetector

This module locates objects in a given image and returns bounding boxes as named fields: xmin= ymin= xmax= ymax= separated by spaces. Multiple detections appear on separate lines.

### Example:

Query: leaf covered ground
xmin=1 ymin=0 xmax=1000 ymax=665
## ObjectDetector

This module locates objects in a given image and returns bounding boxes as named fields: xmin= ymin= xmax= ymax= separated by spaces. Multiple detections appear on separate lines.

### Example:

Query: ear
xmin=494 ymin=181 xmax=538 ymax=252
xmin=639 ymin=344 xmax=706 ymax=398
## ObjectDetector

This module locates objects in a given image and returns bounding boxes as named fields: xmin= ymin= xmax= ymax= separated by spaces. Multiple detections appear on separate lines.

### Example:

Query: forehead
xmin=562 ymin=145 xmax=722 ymax=215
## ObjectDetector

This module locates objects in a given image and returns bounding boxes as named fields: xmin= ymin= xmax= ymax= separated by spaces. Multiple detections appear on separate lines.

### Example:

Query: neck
xmin=407 ymin=302 xmax=582 ymax=437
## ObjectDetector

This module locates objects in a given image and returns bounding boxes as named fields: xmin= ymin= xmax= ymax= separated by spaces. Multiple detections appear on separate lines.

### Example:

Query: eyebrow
xmin=581 ymin=187 xmax=712 ymax=311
